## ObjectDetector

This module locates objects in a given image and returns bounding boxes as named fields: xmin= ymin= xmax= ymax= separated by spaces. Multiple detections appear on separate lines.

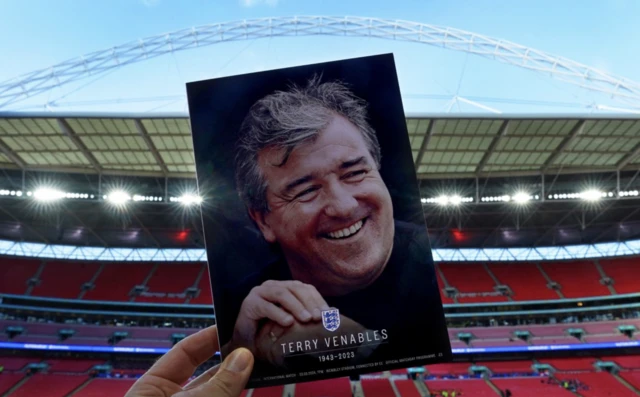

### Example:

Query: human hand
xmin=125 ymin=325 xmax=254 ymax=397
xmin=228 ymin=280 xmax=329 ymax=354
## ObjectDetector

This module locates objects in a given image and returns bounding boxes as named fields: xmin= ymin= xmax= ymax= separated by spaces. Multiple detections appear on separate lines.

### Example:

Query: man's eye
xmin=344 ymin=170 xmax=367 ymax=179
xmin=294 ymin=187 xmax=318 ymax=200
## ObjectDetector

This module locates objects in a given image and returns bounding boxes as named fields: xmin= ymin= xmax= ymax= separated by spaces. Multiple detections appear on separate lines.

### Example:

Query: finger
xmin=143 ymin=325 xmax=219 ymax=386
xmin=250 ymin=300 xmax=295 ymax=327
xmin=182 ymin=364 xmax=220 ymax=391
xmin=259 ymin=285 xmax=312 ymax=322
xmin=177 ymin=348 xmax=254 ymax=397
xmin=290 ymin=282 xmax=330 ymax=320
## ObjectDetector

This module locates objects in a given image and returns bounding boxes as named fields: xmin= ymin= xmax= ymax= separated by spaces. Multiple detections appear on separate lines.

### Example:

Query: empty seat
xmin=540 ymin=358 xmax=596 ymax=371
xmin=46 ymin=359 xmax=103 ymax=373
xmin=439 ymin=263 xmax=506 ymax=303
xmin=479 ymin=360 xmax=534 ymax=374
xmin=295 ymin=377 xmax=351 ymax=397
xmin=557 ymin=372 xmax=636 ymax=397
xmin=425 ymin=379 xmax=495 ymax=397
xmin=72 ymin=378 xmax=137 ymax=397
xmin=31 ymin=261 xmax=100 ymax=299
xmin=489 ymin=262 xmax=558 ymax=300
xmin=189 ymin=265 xmax=213 ymax=305
xmin=0 ymin=258 xmax=41 ymax=295
xmin=361 ymin=378 xmax=396 ymax=397
xmin=83 ymin=262 xmax=154 ymax=301
xmin=8 ymin=373 xmax=88 ymax=397
xmin=0 ymin=373 xmax=24 ymax=395
xmin=600 ymin=258 xmax=640 ymax=294
xmin=134 ymin=263 xmax=202 ymax=304
xmin=492 ymin=377 xmax=576 ymax=397
xmin=394 ymin=379 xmax=421 ymax=397
xmin=425 ymin=363 xmax=470 ymax=376
xmin=541 ymin=261 xmax=610 ymax=298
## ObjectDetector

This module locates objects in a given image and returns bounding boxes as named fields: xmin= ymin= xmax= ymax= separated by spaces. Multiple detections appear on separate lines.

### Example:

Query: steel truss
xmin=1 ymin=16 xmax=640 ymax=109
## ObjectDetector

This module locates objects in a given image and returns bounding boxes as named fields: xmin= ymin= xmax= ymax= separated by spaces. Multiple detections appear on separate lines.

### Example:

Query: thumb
xmin=197 ymin=348 xmax=254 ymax=396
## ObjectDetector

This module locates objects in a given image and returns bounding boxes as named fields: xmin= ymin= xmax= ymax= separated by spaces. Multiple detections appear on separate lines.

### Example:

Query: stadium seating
xmin=479 ymin=360 xmax=534 ymax=374
xmin=556 ymin=372 xmax=636 ymax=397
xmin=7 ymin=373 xmax=89 ymax=397
xmin=82 ymin=262 xmax=154 ymax=301
xmin=619 ymin=371 xmax=640 ymax=391
xmin=0 ymin=257 xmax=41 ymax=296
xmin=600 ymin=355 xmax=640 ymax=369
xmin=133 ymin=263 xmax=203 ymax=303
xmin=190 ymin=266 xmax=213 ymax=304
xmin=539 ymin=358 xmax=596 ymax=371
xmin=540 ymin=260 xmax=611 ymax=298
xmin=295 ymin=377 xmax=352 ymax=396
xmin=0 ymin=357 xmax=35 ymax=371
xmin=488 ymin=262 xmax=559 ymax=300
xmin=434 ymin=266 xmax=453 ymax=304
xmin=600 ymin=257 xmax=640 ymax=294
xmin=251 ymin=385 xmax=284 ymax=397
xmin=45 ymin=359 xmax=104 ymax=373
xmin=0 ymin=373 xmax=25 ymax=395
xmin=439 ymin=263 xmax=507 ymax=303
xmin=361 ymin=378 xmax=396 ymax=397
xmin=30 ymin=261 xmax=100 ymax=300
xmin=73 ymin=378 xmax=137 ymax=397
xmin=425 ymin=379 xmax=496 ymax=396
xmin=393 ymin=379 xmax=421 ymax=397
xmin=425 ymin=363 xmax=470 ymax=376
xmin=491 ymin=377 xmax=576 ymax=397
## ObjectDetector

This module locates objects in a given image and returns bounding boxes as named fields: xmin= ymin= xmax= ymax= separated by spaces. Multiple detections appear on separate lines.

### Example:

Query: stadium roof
xmin=1 ymin=112 xmax=640 ymax=180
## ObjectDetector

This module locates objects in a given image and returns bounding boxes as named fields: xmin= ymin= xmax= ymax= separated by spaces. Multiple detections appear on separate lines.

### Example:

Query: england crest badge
xmin=322 ymin=309 xmax=340 ymax=332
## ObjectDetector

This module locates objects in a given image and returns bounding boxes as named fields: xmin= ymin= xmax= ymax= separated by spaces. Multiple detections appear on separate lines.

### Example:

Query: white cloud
xmin=240 ymin=0 xmax=279 ymax=7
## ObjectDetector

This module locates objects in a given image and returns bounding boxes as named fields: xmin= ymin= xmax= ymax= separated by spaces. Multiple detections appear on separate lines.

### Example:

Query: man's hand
xmin=227 ymin=280 xmax=330 ymax=354
xmin=125 ymin=326 xmax=253 ymax=397
xmin=254 ymin=314 xmax=367 ymax=367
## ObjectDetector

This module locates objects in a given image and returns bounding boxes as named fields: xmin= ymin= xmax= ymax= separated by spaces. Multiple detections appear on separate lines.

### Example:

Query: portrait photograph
xmin=187 ymin=53 xmax=452 ymax=388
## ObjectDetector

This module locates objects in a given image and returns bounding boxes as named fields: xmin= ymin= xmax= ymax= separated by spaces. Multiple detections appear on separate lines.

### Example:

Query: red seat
xmin=190 ymin=265 xmax=213 ymax=305
xmin=0 ymin=373 xmax=24 ymax=395
xmin=361 ymin=378 xmax=395 ymax=397
xmin=426 ymin=379 xmax=496 ymax=397
xmin=489 ymin=262 xmax=558 ymax=300
xmin=72 ymin=378 xmax=137 ymax=397
xmin=133 ymin=263 xmax=202 ymax=303
xmin=46 ymin=359 xmax=104 ymax=373
xmin=492 ymin=377 xmax=576 ymax=397
xmin=557 ymin=372 xmax=636 ymax=397
xmin=439 ymin=263 xmax=507 ymax=303
xmin=8 ymin=373 xmax=88 ymax=397
xmin=295 ymin=377 xmax=351 ymax=397
xmin=600 ymin=257 xmax=640 ymax=294
xmin=0 ymin=258 xmax=41 ymax=295
xmin=541 ymin=261 xmax=610 ymax=298
xmin=31 ymin=261 xmax=100 ymax=299
xmin=394 ymin=379 xmax=421 ymax=397
xmin=539 ymin=358 xmax=596 ymax=371
xmin=83 ymin=262 xmax=154 ymax=301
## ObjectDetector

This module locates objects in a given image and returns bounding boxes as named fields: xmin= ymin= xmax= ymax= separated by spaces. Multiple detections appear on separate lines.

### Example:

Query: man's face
xmin=250 ymin=114 xmax=394 ymax=296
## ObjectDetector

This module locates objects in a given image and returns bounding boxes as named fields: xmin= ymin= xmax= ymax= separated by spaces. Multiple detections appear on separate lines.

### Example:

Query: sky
xmin=1 ymin=0 xmax=640 ymax=114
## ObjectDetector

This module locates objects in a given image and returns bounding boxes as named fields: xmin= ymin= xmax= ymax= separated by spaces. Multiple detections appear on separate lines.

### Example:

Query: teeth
xmin=327 ymin=220 xmax=363 ymax=239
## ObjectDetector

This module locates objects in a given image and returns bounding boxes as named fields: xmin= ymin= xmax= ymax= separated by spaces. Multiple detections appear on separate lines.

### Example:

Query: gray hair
xmin=234 ymin=76 xmax=382 ymax=214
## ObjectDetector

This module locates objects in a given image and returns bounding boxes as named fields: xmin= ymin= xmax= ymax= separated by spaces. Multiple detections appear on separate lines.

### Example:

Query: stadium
xmin=1 ymin=11 xmax=640 ymax=397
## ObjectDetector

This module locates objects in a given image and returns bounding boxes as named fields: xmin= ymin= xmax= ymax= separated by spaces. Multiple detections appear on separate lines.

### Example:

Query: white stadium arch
xmin=1 ymin=16 xmax=640 ymax=109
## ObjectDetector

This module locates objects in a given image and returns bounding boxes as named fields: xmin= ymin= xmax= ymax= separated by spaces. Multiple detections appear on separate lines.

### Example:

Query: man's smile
xmin=322 ymin=218 xmax=367 ymax=240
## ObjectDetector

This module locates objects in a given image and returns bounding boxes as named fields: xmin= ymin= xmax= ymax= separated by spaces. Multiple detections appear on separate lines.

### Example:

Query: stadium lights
xmin=170 ymin=194 xmax=203 ymax=205
xmin=33 ymin=188 xmax=66 ymax=202
xmin=0 ymin=189 xmax=22 ymax=197
xmin=423 ymin=195 xmax=473 ymax=205
xmin=133 ymin=195 xmax=163 ymax=202
xmin=580 ymin=189 xmax=607 ymax=202
xmin=513 ymin=192 xmax=532 ymax=204
xmin=105 ymin=190 xmax=131 ymax=205
xmin=619 ymin=190 xmax=639 ymax=197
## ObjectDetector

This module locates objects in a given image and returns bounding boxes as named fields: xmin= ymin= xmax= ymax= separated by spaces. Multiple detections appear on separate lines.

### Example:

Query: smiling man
xmin=220 ymin=76 xmax=447 ymax=372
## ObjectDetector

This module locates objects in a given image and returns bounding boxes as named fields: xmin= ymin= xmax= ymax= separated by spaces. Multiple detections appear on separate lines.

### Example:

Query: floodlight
xmin=581 ymin=189 xmax=603 ymax=202
xmin=435 ymin=195 xmax=449 ymax=206
xmin=107 ymin=190 xmax=131 ymax=205
xmin=420 ymin=198 xmax=427 ymax=204
xmin=178 ymin=194 xmax=203 ymax=205
xmin=449 ymin=195 xmax=462 ymax=206
xmin=33 ymin=188 xmax=66 ymax=202
xmin=513 ymin=192 xmax=531 ymax=204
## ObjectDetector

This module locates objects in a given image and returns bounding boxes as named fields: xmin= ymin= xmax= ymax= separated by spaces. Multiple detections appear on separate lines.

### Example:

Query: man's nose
xmin=323 ymin=184 xmax=358 ymax=218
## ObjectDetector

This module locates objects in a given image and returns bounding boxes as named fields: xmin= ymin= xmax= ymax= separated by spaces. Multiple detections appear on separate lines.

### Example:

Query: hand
xmin=226 ymin=280 xmax=329 ymax=355
xmin=125 ymin=326 xmax=254 ymax=397
xmin=254 ymin=314 xmax=367 ymax=367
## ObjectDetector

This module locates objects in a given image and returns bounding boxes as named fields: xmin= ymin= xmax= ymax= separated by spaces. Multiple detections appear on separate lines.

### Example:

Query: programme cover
xmin=187 ymin=53 xmax=452 ymax=388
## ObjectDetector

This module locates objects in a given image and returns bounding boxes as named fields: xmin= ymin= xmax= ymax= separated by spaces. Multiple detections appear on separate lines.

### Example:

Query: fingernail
xmin=283 ymin=314 xmax=294 ymax=324
xmin=225 ymin=348 xmax=251 ymax=373
xmin=300 ymin=310 xmax=311 ymax=321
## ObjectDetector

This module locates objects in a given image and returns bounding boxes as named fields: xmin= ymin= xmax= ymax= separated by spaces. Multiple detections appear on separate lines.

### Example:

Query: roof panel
xmin=0 ymin=153 xmax=10 ymax=164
